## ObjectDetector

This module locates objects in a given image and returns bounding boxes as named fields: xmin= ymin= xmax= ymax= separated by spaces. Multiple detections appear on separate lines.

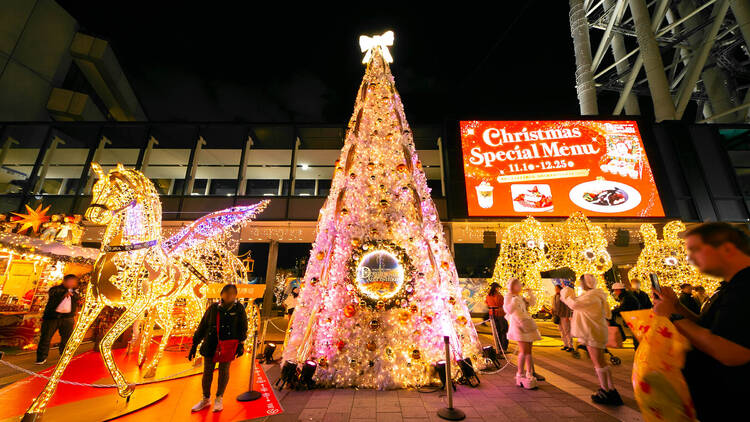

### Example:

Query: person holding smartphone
xmin=653 ymin=223 xmax=750 ymax=421
xmin=504 ymin=278 xmax=542 ymax=389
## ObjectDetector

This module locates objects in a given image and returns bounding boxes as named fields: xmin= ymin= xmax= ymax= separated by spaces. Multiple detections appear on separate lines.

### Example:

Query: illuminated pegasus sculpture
xmin=137 ymin=243 xmax=247 ymax=378
xmin=628 ymin=221 xmax=721 ymax=296
xmin=23 ymin=164 xmax=268 ymax=421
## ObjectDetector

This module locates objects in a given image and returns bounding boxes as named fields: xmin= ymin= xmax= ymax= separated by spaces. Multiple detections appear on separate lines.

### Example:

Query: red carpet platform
xmin=0 ymin=345 xmax=282 ymax=421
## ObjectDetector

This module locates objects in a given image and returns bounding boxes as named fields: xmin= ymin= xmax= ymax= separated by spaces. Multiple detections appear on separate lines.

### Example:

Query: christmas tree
xmin=282 ymin=31 xmax=483 ymax=389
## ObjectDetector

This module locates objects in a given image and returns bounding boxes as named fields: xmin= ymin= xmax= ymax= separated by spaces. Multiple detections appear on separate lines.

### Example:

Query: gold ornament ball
xmin=369 ymin=319 xmax=380 ymax=331
xmin=375 ymin=300 xmax=385 ymax=311
xmin=341 ymin=208 xmax=349 ymax=216
xmin=318 ymin=357 xmax=328 ymax=367
xmin=409 ymin=304 xmax=419 ymax=314
xmin=366 ymin=341 xmax=377 ymax=351
xmin=316 ymin=251 xmax=325 ymax=260
xmin=411 ymin=349 xmax=421 ymax=360
xmin=448 ymin=296 xmax=456 ymax=305
xmin=457 ymin=315 xmax=468 ymax=325
xmin=398 ymin=310 xmax=411 ymax=324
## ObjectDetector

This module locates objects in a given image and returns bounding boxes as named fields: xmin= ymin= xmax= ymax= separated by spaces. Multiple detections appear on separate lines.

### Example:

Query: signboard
xmin=460 ymin=120 xmax=665 ymax=217
xmin=206 ymin=283 xmax=266 ymax=299
xmin=355 ymin=250 xmax=405 ymax=300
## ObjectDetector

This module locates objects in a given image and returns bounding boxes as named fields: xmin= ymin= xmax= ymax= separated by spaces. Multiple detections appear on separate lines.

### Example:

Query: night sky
xmin=58 ymin=2 xmax=628 ymax=123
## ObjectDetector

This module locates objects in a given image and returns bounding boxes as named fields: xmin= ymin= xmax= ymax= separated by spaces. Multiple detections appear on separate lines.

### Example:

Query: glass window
xmin=142 ymin=125 xmax=197 ymax=196
xmin=195 ymin=125 xmax=245 ymax=196
xmin=293 ymin=179 xmax=315 ymax=196
xmin=209 ymin=179 xmax=238 ymax=196
xmin=39 ymin=126 xmax=99 ymax=196
xmin=317 ymin=179 xmax=332 ymax=197
xmin=246 ymin=179 xmax=282 ymax=196
xmin=0 ymin=125 xmax=49 ymax=194
xmin=191 ymin=179 xmax=207 ymax=195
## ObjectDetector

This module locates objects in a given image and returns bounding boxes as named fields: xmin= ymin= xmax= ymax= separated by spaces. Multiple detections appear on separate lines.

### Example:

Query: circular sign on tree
xmin=346 ymin=240 xmax=414 ymax=309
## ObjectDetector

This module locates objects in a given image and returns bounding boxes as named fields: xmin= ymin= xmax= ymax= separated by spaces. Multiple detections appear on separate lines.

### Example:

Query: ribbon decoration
xmin=359 ymin=30 xmax=394 ymax=64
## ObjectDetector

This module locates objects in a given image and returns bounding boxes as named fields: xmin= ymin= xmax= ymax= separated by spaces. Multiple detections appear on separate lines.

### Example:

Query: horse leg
xmin=143 ymin=302 xmax=174 ymax=378
xmin=23 ymin=286 xmax=105 ymax=420
xmin=99 ymin=300 xmax=149 ymax=398
xmin=137 ymin=311 xmax=154 ymax=367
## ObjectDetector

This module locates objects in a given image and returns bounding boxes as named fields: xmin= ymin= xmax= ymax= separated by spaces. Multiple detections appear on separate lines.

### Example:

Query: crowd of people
xmin=484 ymin=222 xmax=750 ymax=419
xmin=31 ymin=222 xmax=750 ymax=419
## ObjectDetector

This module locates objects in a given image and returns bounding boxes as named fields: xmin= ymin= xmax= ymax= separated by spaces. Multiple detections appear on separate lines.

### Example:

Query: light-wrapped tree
xmin=282 ymin=31 xmax=483 ymax=389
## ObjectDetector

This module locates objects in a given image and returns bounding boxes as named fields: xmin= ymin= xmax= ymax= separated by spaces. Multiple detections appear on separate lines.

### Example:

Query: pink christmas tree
xmin=283 ymin=31 xmax=483 ymax=389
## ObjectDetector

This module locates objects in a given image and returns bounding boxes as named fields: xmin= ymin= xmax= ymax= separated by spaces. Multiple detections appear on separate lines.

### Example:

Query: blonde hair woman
xmin=560 ymin=274 xmax=623 ymax=405
xmin=503 ymin=278 xmax=542 ymax=389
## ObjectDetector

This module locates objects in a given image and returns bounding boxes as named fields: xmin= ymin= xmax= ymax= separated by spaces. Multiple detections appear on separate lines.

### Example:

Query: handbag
xmin=213 ymin=309 xmax=239 ymax=363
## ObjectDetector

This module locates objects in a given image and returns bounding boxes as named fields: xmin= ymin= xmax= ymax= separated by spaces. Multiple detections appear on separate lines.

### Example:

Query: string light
xmin=492 ymin=212 xmax=613 ymax=311
xmin=23 ymin=164 xmax=268 ymax=420
xmin=628 ymin=221 xmax=721 ymax=296
xmin=282 ymin=32 xmax=483 ymax=389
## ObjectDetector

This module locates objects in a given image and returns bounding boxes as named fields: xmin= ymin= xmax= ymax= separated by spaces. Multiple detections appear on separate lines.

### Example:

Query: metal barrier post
xmin=237 ymin=329 xmax=261 ymax=401
xmin=437 ymin=336 xmax=465 ymax=421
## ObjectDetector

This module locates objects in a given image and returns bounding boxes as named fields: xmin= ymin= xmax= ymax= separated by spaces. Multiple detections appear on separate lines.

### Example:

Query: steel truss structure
xmin=570 ymin=0 xmax=750 ymax=122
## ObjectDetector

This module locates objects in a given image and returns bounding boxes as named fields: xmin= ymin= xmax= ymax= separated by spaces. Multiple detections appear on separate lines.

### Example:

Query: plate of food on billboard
xmin=460 ymin=120 xmax=664 ymax=217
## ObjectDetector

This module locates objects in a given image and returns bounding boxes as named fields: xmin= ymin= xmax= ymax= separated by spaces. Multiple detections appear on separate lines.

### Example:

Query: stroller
xmin=572 ymin=344 xmax=622 ymax=365
xmin=570 ymin=319 xmax=624 ymax=365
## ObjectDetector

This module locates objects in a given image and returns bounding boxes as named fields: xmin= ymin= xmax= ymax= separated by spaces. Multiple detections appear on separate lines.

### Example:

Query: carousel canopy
xmin=0 ymin=232 xmax=99 ymax=264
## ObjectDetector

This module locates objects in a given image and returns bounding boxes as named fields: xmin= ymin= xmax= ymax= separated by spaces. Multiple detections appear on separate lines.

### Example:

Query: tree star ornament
xmin=359 ymin=30 xmax=394 ymax=64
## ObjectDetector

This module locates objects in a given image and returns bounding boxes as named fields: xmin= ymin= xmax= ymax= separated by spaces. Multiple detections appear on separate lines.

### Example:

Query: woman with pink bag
xmin=561 ymin=274 xmax=623 ymax=406
xmin=189 ymin=284 xmax=248 ymax=413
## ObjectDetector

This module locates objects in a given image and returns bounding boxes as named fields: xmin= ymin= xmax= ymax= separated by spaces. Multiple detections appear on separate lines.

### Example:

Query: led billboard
xmin=461 ymin=120 xmax=664 ymax=217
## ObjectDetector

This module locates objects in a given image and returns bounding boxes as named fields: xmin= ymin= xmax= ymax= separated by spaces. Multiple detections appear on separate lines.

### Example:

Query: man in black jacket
xmin=678 ymin=283 xmax=701 ymax=315
xmin=610 ymin=282 xmax=641 ymax=347
xmin=36 ymin=274 xmax=80 ymax=364
xmin=630 ymin=280 xmax=652 ymax=309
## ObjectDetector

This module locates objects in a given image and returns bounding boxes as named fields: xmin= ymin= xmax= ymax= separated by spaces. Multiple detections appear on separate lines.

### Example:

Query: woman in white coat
xmin=504 ymin=278 xmax=542 ymax=389
xmin=560 ymin=274 xmax=623 ymax=405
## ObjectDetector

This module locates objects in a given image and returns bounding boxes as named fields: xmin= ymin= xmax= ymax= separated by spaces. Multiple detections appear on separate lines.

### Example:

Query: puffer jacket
xmin=560 ymin=287 xmax=611 ymax=348
xmin=503 ymin=291 xmax=542 ymax=343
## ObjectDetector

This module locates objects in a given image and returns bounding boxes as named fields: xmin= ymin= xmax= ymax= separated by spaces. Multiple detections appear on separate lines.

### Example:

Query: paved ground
xmin=0 ymin=317 xmax=643 ymax=421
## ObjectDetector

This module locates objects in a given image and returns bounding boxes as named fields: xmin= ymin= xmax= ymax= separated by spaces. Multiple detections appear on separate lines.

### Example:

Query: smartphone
xmin=649 ymin=273 xmax=662 ymax=296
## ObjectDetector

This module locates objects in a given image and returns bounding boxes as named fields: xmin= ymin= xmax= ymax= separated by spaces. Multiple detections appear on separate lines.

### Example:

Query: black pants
xmin=37 ymin=317 xmax=74 ymax=361
xmin=202 ymin=355 xmax=231 ymax=398
xmin=491 ymin=315 xmax=509 ymax=351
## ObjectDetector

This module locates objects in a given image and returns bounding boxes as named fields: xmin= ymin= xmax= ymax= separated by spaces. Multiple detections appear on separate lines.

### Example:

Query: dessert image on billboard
xmin=511 ymin=184 xmax=553 ymax=212
xmin=569 ymin=178 xmax=641 ymax=213
xmin=476 ymin=181 xmax=494 ymax=209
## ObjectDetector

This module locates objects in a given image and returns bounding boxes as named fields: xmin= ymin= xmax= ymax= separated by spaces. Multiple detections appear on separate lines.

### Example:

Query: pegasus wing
xmin=163 ymin=200 xmax=269 ymax=257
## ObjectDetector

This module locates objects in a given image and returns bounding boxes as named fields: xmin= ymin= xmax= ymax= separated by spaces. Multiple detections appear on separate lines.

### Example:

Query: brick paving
xmin=258 ymin=360 xmax=622 ymax=422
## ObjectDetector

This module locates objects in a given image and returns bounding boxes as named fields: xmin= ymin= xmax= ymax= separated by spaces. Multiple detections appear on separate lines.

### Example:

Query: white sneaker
xmin=522 ymin=373 xmax=538 ymax=390
xmin=213 ymin=396 xmax=223 ymax=412
xmin=191 ymin=397 xmax=210 ymax=412
xmin=34 ymin=359 xmax=47 ymax=365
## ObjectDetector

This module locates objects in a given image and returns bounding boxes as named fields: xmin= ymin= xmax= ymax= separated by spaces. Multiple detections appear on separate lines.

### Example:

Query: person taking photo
xmin=653 ymin=223 xmax=750 ymax=421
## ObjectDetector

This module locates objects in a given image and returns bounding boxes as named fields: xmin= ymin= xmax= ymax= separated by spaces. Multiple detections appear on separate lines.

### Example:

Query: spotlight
xmin=275 ymin=360 xmax=298 ymax=389
xmin=457 ymin=357 xmax=480 ymax=387
xmin=262 ymin=343 xmax=277 ymax=363
xmin=434 ymin=360 xmax=455 ymax=391
xmin=300 ymin=360 xmax=317 ymax=389
xmin=482 ymin=345 xmax=502 ymax=369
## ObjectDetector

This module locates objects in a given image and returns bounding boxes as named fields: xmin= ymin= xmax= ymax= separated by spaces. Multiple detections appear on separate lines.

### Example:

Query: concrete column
xmin=84 ymin=136 xmax=112 ymax=193
xmin=185 ymin=136 xmax=206 ymax=196
xmin=139 ymin=136 xmax=158 ymax=174
xmin=569 ymin=0 xmax=599 ymax=115
xmin=674 ymin=0 xmax=730 ymax=119
xmin=0 ymin=138 xmax=19 ymax=168
xmin=437 ymin=137 xmax=446 ymax=196
xmin=237 ymin=136 xmax=254 ymax=196
xmin=34 ymin=137 xmax=65 ymax=194
xmin=730 ymin=0 xmax=750 ymax=121
xmin=604 ymin=0 xmax=640 ymax=114
xmin=289 ymin=137 xmax=301 ymax=196
xmin=629 ymin=0 xmax=676 ymax=121
xmin=262 ymin=240 xmax=279 ymax=318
